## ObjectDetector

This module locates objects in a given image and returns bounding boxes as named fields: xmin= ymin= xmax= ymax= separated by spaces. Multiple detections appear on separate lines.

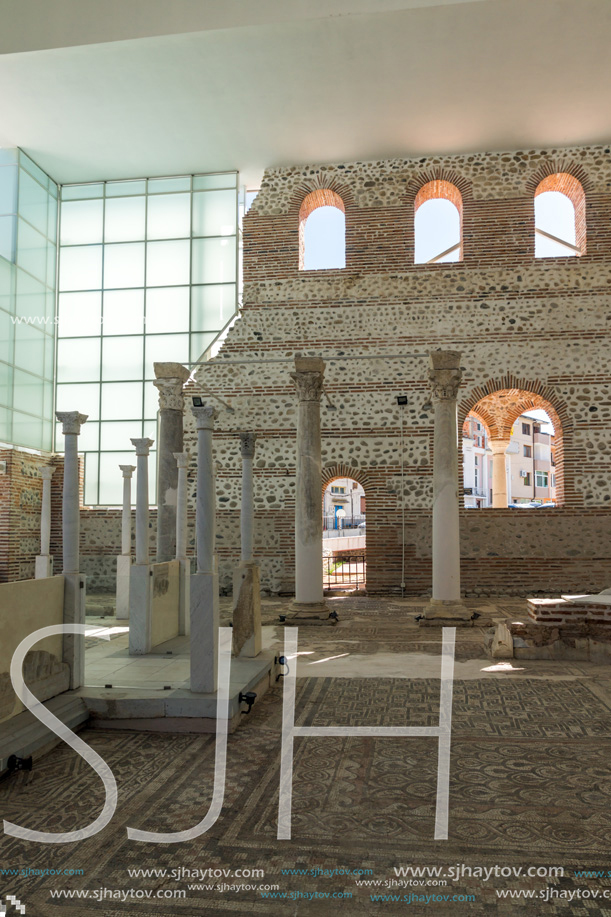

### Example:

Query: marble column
xmin=116 ymin=464 xmax=135 ymax=620
xmin=129 ymin=437 xmax=154 ymax=655
xmin=35 ymin=465 xmax=55 ymax=579
xmin=490 ymin=440 xmax=510 ymax=508
xmin=55 ymin=411 xmax=88 ymax=688
xmin=422 ymin=352 xmax=471 ymax=625
xmin=174 ymin=451 xmax=190 ymax=636
xmin=190 ymin=406 xmax=219 ymax=692
xmin=153 ymin=362 xmax=190 ymax=563
xmin=288 ymin=356 xmax=330 ymax=621
xmin=232 ymin=433 xmax=262 ymax=657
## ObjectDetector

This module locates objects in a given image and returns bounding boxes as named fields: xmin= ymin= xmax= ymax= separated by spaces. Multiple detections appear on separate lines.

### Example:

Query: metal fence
xmin=323 ymin=554 xmax=366 ymax=589
xmin=323 ymin=514 xmax=366 ymax=532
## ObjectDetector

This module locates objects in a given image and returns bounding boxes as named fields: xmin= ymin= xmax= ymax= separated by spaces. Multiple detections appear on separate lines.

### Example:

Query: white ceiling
xmin=0 ymin=0 xmax=609 ymax=189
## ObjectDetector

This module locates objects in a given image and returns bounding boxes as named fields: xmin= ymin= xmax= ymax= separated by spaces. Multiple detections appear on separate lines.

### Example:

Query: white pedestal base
xmin=35 ymin=555 xmax=53 ymax=579
xmin=232 ymin=562 xmax=262 ymax=657
xmin=190 ymin=569 xmax=219 ymax=693
xmin=116 ymin=554 xmax=132 ymax=620
xmin=129 ymin=563 xmax=152 ymax=655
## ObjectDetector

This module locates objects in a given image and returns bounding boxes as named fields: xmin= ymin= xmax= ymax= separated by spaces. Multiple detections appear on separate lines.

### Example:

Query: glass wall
xmin=56 ymin=172 xmax=238 ymax=504
xmin=0 ymin=150 xmax=58 ymax=451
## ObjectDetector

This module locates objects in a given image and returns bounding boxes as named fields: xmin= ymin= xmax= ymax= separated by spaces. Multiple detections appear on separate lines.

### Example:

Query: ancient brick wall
xmin=182 ymin=143 xmax=611 ymax=597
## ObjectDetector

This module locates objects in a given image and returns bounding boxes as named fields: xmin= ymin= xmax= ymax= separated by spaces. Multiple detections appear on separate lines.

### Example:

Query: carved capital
xmin=173 ymin=452 xmax=190 ymax=470
xmin=130 ymin=437 xmax=154 ymax=457
xmin=291 ymin=371 xmax=325 ymax=403
xmin=428 ymin=368 xmax=462 ymax=403
xmin=489 ymin=440 xmax=510 ymax=455
xmin=119 ymin=464 xmax=136 ymax=478
xmin=40 ymin=466 xmax=56 ymax=481
xmin=55 ymin=411 xmax=88 ymax=435
xmin=153 ymin=377 xmax=186 ymax=411
xmin=192 ymin=405 xmax=217 ymax=431
xmin=239 ymin=432 xmax=257 ymax=458
xmin=153 ymin=362 xmax=191 ymax=383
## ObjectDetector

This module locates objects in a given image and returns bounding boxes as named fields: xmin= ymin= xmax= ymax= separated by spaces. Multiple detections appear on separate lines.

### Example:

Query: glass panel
xmin=145 ymin=286 xmax=189 ymax=334
xmin=19 ymin=170 xmax=48 ymax=235
xmin=147 ymin=177 xmax=190 ymax=194
xmin=0 ymin=165 xmax=18 ymax=217
xmin=15 ymin=269 xmax=46 ymax=319
xmin=84 ymin=453 xmax=99 ymax=505
xmin=104 ymin=242 xmax=145 ymax=288
xmin=191 ymin=237 xmax=236 ymax=285
xmin=146 ymin=193 xmax=190 ymax=240
xmin=101 ymin=335 xmax=143 ymax=381
xmin=99 ymin=451 xmax=137 ymax=504
xmin=0 ymin=149 xmax=18 ymax=165
xmin=47 ymin=195 xmax=57 ymax=242
xmin=0 ymin=258 xmax=14 ymax=312
xmin=101 ymin=381 xmax=143 ymax=419
xmin=100 ymin=420 xmax=139 ymax=450
xmin=144 ymin=334 xmax=189 ymax=373
xmin=43 ymin=379 xmax=53 ymax=417
xmin=0 ymin=361 xmax=13 ymax=407
xmin=75 ymin=420 xmax=99 ymax=451
xmin=146 ymin=239 xmax=190 ymax=286
xmin=0 ymin=215 xmax=16 ymax=261
xmin=56 ymin=383 xmax=100 ymax=421
xmin=16 ymin=220 xmax=47 ymax=281
xmin=191 ymin=283 xmax=236 ymax=331
xmin=13 ymin=369 xmax=44 ymax=416
xmin=104 ymin=196 xmax=146 ymax=243
xmin=190 ymin=332 xmax=217 ymax=363
xmin=192 ymin=190 xmax=236 ymax=237
xmin=41 ymin=419 xmax=53 ymax=452
xmin=148 ymin=454 xmax=157 ymax=504
xmin=105 ymin=180 xmax=146 ymax=197
xmin=19 ymin=153 xmax=48 ymax=188
xmin=103 ymin=288 xmax=144 ymax=335
xmin=43 ymin=333 xmax=54 ymax=380
xmin=12 ymin=411 xmax=42 ymax=449
xmin=60 ymin=199 xmax=103 ymax=245
xmin=0 ymin=309 xmax=14 ymax=362
xmin=57 ymin=337 xmax=100 ymax=382
xmin=0 ymin=405 xmax=11 ymax=442
xmin=143 ymin=382 xmax=160 ymax=419
xmin=193 ymin=173 xmax=237 ymax=191
xmin=14 ymin=322 xmax=45 ymax=373
xmin=58 ymin=291 xmax=102 ymax=337
xmin=59 ymin=245 xmax=103 ymax=291
xmin=61 ymin=184 xmax=104 ymax=200
xmin=46 ymin=242 xmax=56 ymax=289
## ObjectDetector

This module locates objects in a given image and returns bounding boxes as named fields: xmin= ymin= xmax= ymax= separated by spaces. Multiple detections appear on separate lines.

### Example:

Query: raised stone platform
xmin=0 ymin=693 xmax=89 ymax=773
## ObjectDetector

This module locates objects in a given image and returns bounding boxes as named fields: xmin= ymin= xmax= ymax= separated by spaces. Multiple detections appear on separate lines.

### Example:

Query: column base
xmin=116 ymin=554 xmax=131 ymax=619
xmin=35 ymin=555 xmax=53 ymax=579
xmin=284 ymin=600 xmax=336 ymax=625
xmin=419 ymin=598 xmax=474 ymax=627
xmin=232 ymin=562 xmax=262 ymax=657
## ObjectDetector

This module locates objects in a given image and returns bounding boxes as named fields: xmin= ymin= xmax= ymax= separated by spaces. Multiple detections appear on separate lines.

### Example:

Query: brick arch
xmin=533 ymin=171 xmax=587 ymax=254
xmin=297 ymin=186 xmax=348 ymax=271
xmin=411 ymin=176 xmax=465 ymax=262
xmin=322 ymin=464 xmax=373 ymax=494
xmin=458 ymin=378 xmax=572 ymax=506
xmin=407 ymin=168 xmax=473 ymax=205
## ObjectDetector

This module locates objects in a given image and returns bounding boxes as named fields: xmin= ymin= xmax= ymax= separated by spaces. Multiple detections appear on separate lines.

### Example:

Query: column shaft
xmin=491 ymin=442 xmax=510 ymax=508
xmin=153 ymin=363 xmax=190 ymax=562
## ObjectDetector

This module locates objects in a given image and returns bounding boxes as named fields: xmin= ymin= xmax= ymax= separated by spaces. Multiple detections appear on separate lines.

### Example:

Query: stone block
xmin=115 ymin=554 xmax=131 ymax=620
xmin=190 ymin=570 xmax=219 ymax=693
xmin=232 ymin=562 xmax=262 ymax=657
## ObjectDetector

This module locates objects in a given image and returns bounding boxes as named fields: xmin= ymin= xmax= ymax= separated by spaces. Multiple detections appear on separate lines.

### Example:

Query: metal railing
xmin=323 ymin=514 xmax=365 ymax=532
xmin=323 ymin=554 xmax=366 ymax=589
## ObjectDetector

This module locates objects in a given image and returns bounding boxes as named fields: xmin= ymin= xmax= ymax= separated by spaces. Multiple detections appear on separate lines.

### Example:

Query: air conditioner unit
xmin=520 ymin=470 xmax=528 ymax=478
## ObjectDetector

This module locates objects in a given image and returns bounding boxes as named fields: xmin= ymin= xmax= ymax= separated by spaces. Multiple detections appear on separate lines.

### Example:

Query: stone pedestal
xmin=35 ymin=465 xmax=55 ymax=579
xmin=56 ymin=411 xmax=88 ymax=688
xmin=153 ymin=362 xmax=190 ymax=563
xmin=491 ymin=440 xmax=510 ymax=508
xmin=421 ymin=353 xmax=471 ymax=626
xmin=232 ymin=563 xmax=262 ymax=657
xmin=287 ymin=357 xmax=331 ymax=623
xmin=116 ymin=464 xmax=135 ymax=620
xmin=128 ymin=437 xmax=154 ymax=655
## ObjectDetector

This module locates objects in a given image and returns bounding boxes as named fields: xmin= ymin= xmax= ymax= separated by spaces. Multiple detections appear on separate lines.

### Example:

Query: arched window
xmin=299 ymin=190 xmax=345 ymax=270
xmin=414 ymin=180 xmax=462 ymax=264
xmin=534 ymin=173 xmax=585 ymax=258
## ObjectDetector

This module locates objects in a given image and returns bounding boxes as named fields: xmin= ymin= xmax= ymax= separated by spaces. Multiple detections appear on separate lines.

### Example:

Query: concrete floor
xmin=1 ymin=595 xmax=611 ymax=916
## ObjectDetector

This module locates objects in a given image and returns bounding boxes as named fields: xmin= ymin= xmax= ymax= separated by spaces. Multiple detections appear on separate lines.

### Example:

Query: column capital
xmin=428 ymin=351 xmax=462 ymax=403
xmin=153 ymin=376 xmax=187 ymax=411
xmin=55 ymin=411 xmax=88 ymax=435
xmin=153 ymin=362 xmax=191 ymax=383
xmin=119 ymin=464 xmax=137 ymax=478
xmin=173 ymin=452 xmax=190 ymax=469
xmin=239 ymin=432 xmax=257 ymax=458
xmin=192 ymin=405 xmax=217 ymax=430
xmin=490 ymin=439 xmax=510 ymax=454
xmin=40 ymin=466 xmax=56 ymax=481
xmin=130 ymin=437 xmax=154 ymax=457
xmin=291 ymin=370 xmax=325 ymax=403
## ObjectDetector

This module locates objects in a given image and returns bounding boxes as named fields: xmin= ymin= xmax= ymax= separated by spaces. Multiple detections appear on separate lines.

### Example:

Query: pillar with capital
xmin=35 ymin=465 xmax=55 ymax=579
xmin=490 ymin=440 xmax=510 ymax=508
xmin=421 ymin=352 xmax=471 ymax=625
xmin=116 ymin=464 xmax=136 ymax=620
xmin=173 ymin=451 xmax=190 ymax=636
xmin=128 ymin=437 xmax=154 ymax=655
xmin=232 ymin=432 xmax=262 ymax=657
xmin=56 ymin=411 xmax=88 ymax=688
xmin=153 ymin=362 xmax=190 ymax=563
xmin=190 ymin=405 xmax=219 ymax=692
xmin=288 ymin=356 xmax=330 ymax=622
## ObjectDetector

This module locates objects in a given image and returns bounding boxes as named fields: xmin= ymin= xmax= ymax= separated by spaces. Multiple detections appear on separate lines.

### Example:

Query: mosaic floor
xmin=2 ymin=596 xmax=611 ymax=916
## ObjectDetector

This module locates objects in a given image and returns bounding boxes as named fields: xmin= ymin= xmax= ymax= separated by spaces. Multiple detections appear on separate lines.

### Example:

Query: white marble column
xmin=490 ymin=440 xmax=510 ymax=508
xmin=288 ymin=356 xmax=329 ymax=620
xmin=55 ymin=411 xmax=88 ymax=688
xmin=153 ymin=362 xmax=190 ymax=563
xmin=116 ymin=464 xmax=135 ymax=620
xmin=174 ymin=451 xmax=190 ymax=636
xmin=35 ymin=465 xmax=55 ymax=578
xmin=422 ymin=352 xmax=471 ymax=624
xmin=128 ymin=438 xmax=154 ymax=655
xmin=232 ymin=433 xmax=262 ymax=657
xmin=190 ymin=406 xmax=219 ymax=692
